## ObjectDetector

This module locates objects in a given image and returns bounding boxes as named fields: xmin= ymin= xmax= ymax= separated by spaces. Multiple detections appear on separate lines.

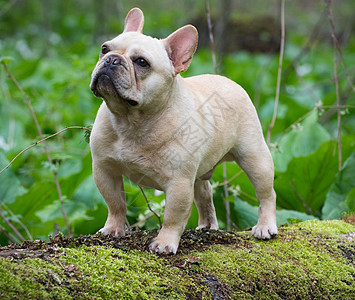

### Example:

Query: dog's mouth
xmin=90 ymin=72 xmax=139 ymax=107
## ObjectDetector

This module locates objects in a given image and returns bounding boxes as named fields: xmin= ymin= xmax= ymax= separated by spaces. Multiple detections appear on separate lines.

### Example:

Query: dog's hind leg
xmin=194 ymin=179 xmax=218 ymax=230
xmin=231 ymin=140 xmax=277 ymax=239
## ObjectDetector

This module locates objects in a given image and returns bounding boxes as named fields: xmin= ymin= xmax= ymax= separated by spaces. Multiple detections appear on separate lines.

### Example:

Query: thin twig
xmin=130 ymin=210 xmax=163 ymax=229
xmin=1 ymin=203 xmax=33 ymax=241
xmin=0 ymin=0 xmax=18 ymax=17
xmin=325 ymin=0 xmax=355 ymax=95
xmin=0 ymin=224 xmax=18 ymax=243
xmin=318 ymin=105 xmax=355 ymax=109
xmin=325 ymin=0 xmax=343 ymax=170
xmin=216 ymin=170 xmax=244 ymax=187
xmin=0 ymin=126 xmax=90 ymax=174
xmin=0 ymin=207 xmax=25 ymax=242
xmin=206 ymin=0 xmax=231 ymax=229
xmin=205 ymin=0 xmax=217 ymax=74
xmin=267 ymin=0 xmax=285 ymax=145
xmin=334 ymin=41 xmax=342 ymax=170
xmin=222 ymin=163 xmax=231 ymax=230
xmin=138 ymin=186 xmax=162 ymax=229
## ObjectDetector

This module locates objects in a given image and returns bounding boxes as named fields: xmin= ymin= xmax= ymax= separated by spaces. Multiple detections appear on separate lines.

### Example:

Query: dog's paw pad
xmin=196 ymin=223 xmax=218 ymax=230
xmin=149 ymin=239 xmax=177 ymax=255
xmin=97 ymin=227 xmax=124 ymax=238
xmin=251 ymin=224 xmax=278 ymax=240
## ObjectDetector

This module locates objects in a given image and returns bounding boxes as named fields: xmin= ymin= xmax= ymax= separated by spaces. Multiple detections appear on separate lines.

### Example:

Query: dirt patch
xmin=0 ymin=228 xmax=252 ymax=260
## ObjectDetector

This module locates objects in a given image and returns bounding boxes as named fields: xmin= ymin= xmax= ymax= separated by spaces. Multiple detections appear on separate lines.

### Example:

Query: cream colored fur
xmin=89 ymin=8 xmax=277 ymax=254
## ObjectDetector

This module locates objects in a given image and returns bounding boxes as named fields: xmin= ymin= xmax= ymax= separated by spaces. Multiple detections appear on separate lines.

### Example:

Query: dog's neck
xmin=106 ymin=75 xmax=192 ymax=140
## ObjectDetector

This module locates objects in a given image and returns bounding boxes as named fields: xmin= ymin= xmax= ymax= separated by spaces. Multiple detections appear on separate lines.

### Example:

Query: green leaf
xmin=233 ymin=197 xmax=259 ymax=229
xmin=0 ymin=56 xmax=13 ymax=64
xmin=322 ymin=153 xmax=355 ymax=220
xmin=276 ymin=208 xmax=318 ymax=225
xmin=272 ymin=112 xmax=331 ymax=173
xmin=35 ymin=198 xmax=92 ymax=224
xmin=0 ymin=152 xmax=27 ymax=204
xmin=274 ymin=141 xmax=339 ymax=217
xmin=233 ymin=197 xmax=317 ymax=230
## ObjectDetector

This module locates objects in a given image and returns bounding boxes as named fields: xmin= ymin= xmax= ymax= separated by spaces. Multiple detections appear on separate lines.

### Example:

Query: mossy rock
xmin=0 ymin=220 xmax=354 ymax=299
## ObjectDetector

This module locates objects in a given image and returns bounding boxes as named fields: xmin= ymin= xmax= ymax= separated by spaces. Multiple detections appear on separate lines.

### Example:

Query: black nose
xmin=104 ymin=55 xmax=121 ymax=68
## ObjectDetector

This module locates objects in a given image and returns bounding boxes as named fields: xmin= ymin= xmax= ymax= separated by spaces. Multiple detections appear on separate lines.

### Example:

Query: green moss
xmin=0 ymin=246 xmax=210 ymax=299
xmin=0 ymin=220 xmax=354 ymax=299
xmin=292 ymin=219 xmax=355 ymax=234
xmin=197 ymin=221 xmax=355 ymax=298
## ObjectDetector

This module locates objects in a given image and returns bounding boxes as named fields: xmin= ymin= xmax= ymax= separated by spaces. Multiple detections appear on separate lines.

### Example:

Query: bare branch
xmin=325 ymin=0 xmax=355 ymax=95
xmin=1 ymin=203 xmax=33 ymax=241
xmin=0 ymin=126 xmax=90 ymax=175
xmin=205 ymin=0 xmax=232 ymax=229
xmin=205 ymin=0 xmax=217 ymax=74
xmin=325 ymin=0 xmax=343 ymax=170
xmin=0 ymin=207 xmax=25 ymax=242
xmin=138 ymin=186 xmax=162 ymax=229
xmin=267 ymin=0 xmax=286 ymax=145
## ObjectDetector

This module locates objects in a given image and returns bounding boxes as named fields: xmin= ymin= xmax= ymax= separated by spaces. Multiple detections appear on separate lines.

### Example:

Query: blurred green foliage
xmin=0 ymin=0 xmax=354 ymax=245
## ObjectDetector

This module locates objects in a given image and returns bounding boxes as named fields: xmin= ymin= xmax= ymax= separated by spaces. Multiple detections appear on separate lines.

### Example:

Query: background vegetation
xmin=0 ymin=0 xmax=354 ymax=245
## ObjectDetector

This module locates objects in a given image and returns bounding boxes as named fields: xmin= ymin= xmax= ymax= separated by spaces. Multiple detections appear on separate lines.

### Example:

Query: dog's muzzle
xmin=90 ymin=56 xmax=139 ymax=107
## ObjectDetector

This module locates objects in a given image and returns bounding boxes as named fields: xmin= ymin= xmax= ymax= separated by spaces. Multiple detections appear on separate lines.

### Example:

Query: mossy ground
xmin=0 ymin=220 xmax=354 ymax=299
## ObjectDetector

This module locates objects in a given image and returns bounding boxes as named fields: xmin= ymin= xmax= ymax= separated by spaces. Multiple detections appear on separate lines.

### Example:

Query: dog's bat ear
xmin=124 ymin=8 xmax=144 ymax=33
xmin=164 ymin=25 xmax=198 ymax=75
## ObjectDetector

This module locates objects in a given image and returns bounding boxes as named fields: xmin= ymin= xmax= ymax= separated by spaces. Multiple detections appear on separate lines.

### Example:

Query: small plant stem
xmin=0 ymin=207 xmax=25 ymax=242
xmin=205 ymin=0 xmax=231 ymax=229
xmin=205 ymin=0 xmax=217 ymax=74
xmin=267 ymin=0 xmax=285 ymax=145
xmin=325 ymin=0 xmax=342 ymax=170
xmin=1 ymin=203 xmax=33 ymax=241
xmin=0 ymin=126 xmax=90 ymax=174
xmin=325 ymin=0 xmax=355 ymax=96
xmin=138 ymin=186 xmax=162 ymax=229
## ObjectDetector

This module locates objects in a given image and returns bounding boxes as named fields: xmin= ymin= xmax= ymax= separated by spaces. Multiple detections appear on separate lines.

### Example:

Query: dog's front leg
xmin=93 ymin=164 xmax=126 ymax=237
xmin=149 ymin=179 xmax=194 ymax=254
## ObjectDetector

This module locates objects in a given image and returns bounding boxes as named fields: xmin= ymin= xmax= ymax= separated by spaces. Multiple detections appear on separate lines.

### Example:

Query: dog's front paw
xmin=149 ymin=232 xmax=180 ymax=255
xmin=251 ymin=223 xmax=278 ymax=240
xmin=196 ymin=222 xmax=218 ymax=230
xmin=98 ymin=226 xmax=125 ymax=237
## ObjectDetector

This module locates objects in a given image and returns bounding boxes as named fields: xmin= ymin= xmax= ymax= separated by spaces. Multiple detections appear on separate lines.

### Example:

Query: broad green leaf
xmin=57 ymin=154 xmax=83 ymax=178
xmin=322 ymin=153 xmax=355 ymax=220
xmin=272 ymin=112 xmax=331 ymax=173
xmin=7 ymin=181 xmax=57 ymax=222
xmin=71 ymin=176 xmax=105 ymax=210
xmin=233 ymin=197 xmax=317 ymax=230
xmin=0 ymin=152 xmax=26 ymax=204
xmin=276 ymin=208 xmax=318 ymax=225
xmin=35 ymin=198 xmax=92 ymax=224
xmin=274 ymin=141 xmax=339 ymax=217
xmin=233 ymin=197 xmax=259 ymax=229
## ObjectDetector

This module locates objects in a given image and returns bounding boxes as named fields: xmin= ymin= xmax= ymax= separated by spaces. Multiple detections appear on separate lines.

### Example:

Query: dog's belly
xmin=120 ymin=165 xmax=163 ymax=190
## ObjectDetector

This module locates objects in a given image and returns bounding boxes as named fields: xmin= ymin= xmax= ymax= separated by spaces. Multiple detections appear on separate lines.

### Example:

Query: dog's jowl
xmin=90 ymin=8 xmax=277 ymax=254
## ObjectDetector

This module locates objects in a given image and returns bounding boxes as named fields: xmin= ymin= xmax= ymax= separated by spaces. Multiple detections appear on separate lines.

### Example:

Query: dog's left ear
xmin=164 ymin=25 xmax=198 ymax=74
xmin=124 ymin=8 xmax=144 ymax=33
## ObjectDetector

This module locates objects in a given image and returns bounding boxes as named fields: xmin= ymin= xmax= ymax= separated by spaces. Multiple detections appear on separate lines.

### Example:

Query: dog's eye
xmin=134 ymin=57 xmax=150 ymax=68
xmin=101 ymin=45 xmax=110 ymax=54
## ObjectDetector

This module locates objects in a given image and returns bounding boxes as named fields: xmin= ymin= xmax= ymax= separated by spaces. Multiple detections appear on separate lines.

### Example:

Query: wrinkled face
xmin=90 ymin=32 xmax=174 ymax=113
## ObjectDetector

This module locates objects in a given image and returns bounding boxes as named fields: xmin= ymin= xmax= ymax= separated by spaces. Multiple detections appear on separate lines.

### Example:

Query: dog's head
xmin=90 ymin=8 xmax=198 ymax=113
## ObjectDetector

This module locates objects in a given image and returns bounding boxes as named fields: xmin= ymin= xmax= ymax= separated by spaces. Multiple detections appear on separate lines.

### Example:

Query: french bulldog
xmin=90 ymin=8 xmax=277 ymax=254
